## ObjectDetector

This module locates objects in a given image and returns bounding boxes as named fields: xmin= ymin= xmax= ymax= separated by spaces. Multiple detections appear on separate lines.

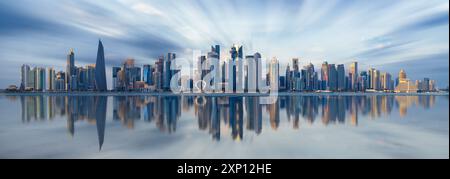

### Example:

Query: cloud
xmin=0 ymin=0 xmax=448 ymax=88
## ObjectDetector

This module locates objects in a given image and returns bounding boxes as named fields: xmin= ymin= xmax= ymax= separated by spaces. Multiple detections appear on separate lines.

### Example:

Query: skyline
xmin=0 ymin=0 xmax=449 ymax=88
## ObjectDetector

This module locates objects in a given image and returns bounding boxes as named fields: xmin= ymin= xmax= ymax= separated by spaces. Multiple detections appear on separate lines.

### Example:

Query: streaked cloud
xmin=0 ymin=0 xmax=448 ymax=88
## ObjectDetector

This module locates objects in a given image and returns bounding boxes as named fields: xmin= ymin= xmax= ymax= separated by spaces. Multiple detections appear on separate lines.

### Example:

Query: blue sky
xmin=0 ymin=0 xmax=448 ymax=88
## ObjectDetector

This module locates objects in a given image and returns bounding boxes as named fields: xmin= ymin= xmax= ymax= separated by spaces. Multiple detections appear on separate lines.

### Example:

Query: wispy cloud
xmin=0 ymin=0 xmax=448 ymax=88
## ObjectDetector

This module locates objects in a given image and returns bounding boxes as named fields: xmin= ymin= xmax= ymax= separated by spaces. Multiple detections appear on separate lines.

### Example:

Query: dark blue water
xmin=0 ymin=94 xmax=448 ymax=158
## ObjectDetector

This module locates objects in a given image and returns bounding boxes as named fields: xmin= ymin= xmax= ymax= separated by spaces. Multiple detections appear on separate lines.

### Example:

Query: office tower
xmin=373 ymin=69 xmax=380 ymax=90
xmin=422 ymin=78 xmax=430 ymax=92
xmin=207 ymin=48 xmax=221 ymax=92
xmin=381 ymin=72 xmax=392 ymax=91
xmin=86 ymin=64 xmax=96 ymax=90
xmin=120 ymin=58 xmax=142 ymax=90
xmin=55 ymin=71 xmax=65 ymax=91
xmin=291 ymin=58 xmax=300 ymax=91
xmin=66 ymin=48 xmax=75 ymax=90
xmin=337 ymin=64 xmax=345 ymax=91
xmin=360 ymin=71 xmax=368 ymax=91
xmin=35 ymin=67 xmax=46 ymax=91
xmin=197 ymin=55 xmax=208 ymax=91
xmin=112 ymin=67 xmax=121 ymax=90
xmin=230 ymin=44 xmax=243 ymax=92
xmin=254 ymin=52 xmax=262 ymax=92
xmin=211 ymin=45 xmax=220 ymax=59
xmin=328 ymin=64 xmax=337 ymax=91
xmin=77 ymin=67 xmax=87 ymax=90
xmin=292 ymin=58 xmax=300 ymax=77
xmin=303 ymin=63 xmax=317 ymax=91
xmin=221 ymin=61 xmax=226 ymax=91
xmin=28 ymin=68 xmax=36 ymax=90
xmin=269 ymin=57 xmax=279 ymax=91
xmin=47 ymin=67 xmax=55 ymax=91
xmin=163 ymin=53 xmax=176 ymax=90
xmin=429 ymin=80 xmax=436 ymax=91
xmin=95 ymin=40 xmax=107 ymax=91
xmin=155 ymin=56 xmax=164 ymax=90
xmin=143 ymin=64 xmax=154 ymax=86
xmin=349 ymin=61 xmax=358 ymax=90
xmin=21 ymin=64 xmax=30 ymax=90
xmin=285 ymin=64 xmax=291 ymax=90
xmin=321 ymin=61 xmax=329 ymax=90
xmin=395 ymin=69 xmax=418 ymax=93
xmin=368 ymin=68 xmax=375 ymax=89
xmin=244 ymin=55 xmax=256 ymax=92
xmin=70 ymin=74 xmax=78 ymax=90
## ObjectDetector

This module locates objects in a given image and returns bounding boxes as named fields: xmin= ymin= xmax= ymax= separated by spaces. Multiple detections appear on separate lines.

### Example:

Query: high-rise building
xmin=29 ymin=68 xmax=36 ymax=90
xmin=163 ymin=53 xmax=176 ymax=90
xmin=21 ymin=64 xmax=30 ymax=90
xmin=349 ymin=61 xmax=358 ymax=90
xmin=269 ymin=57 xmax=279 ymax=91
xmin=360 ymin=71 xmax=368 ymax=91
xmin=373 ymin=69 xmax=380 ymax=90
xmin=207 ymin=48 xmax=221 ymax=92
xmin=143 ymin=64 xmax=154 ymax=86
xmin=381 ymin=72 xmax=392 ymax=91
xmin=35 ymin=67 xmax=46 ymax=91
xmin=230 ymin=44 xmax=243 ymax=92
xmin=321 ymin=61 xmax=329 ymax=90
xmin=368 ymin=68 xmax=375 ymax=89
xmin=395 ymin=69 xmax=418 ymax=93
xmin=244 ymin=55 xmax=255 ymax=92
xmin=95 ymin=40 xmax=107 ymax=91
xmin=66 ymin=48 xmax=75 ymax=90
xmin=254 ymin=52 xmax=261 ymax=92
xmin=112 ymin=67 xmax=121 ymax=90
xmin=381 ymin=72 xmax=393 ymax=90
xmin=422 ymin=78 xmax=430 ymax=92
xmin=47 ymin=67 xmax=55 ymax=91
xmin=285 ymin=64 xmax=291 ymax=90
xmin=328 ymin=64 xmax=337 ymax=91
xmin=55 ymin=71 xmax=65 ymax=91
xmin=86 ymin=64 xmax=96 ymax=90
xmin=337 ymin=64 xmax=345 ymax=91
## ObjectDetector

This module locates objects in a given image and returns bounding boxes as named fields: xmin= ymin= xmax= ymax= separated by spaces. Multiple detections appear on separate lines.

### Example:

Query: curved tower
xmin=95 ymin=40 xmax=107 ymax=91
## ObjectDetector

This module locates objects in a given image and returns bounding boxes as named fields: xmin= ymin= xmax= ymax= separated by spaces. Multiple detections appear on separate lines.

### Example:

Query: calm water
xmin=0 ymin=94 xmax=448 ymax=159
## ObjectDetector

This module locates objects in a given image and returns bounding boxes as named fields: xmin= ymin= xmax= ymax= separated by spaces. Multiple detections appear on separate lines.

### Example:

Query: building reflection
xmin=17 ymin=94 xmax=439 ymax=146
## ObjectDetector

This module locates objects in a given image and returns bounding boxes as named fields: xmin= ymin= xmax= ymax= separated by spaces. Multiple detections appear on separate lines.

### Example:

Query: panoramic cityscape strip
xmin=5 ymin=40 xmax=442 ymax=94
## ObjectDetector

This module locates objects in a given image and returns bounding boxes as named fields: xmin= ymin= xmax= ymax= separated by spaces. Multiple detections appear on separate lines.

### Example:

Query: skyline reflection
xmin=12 ymin=95 xmax=441 ymax=150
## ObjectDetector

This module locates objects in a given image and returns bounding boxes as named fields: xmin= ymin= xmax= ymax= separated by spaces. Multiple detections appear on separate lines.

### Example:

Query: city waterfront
xmin=0 ymin=94 xmax=448 ymax=159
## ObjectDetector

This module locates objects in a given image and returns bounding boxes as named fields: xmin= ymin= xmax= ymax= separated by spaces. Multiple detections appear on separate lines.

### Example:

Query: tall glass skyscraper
xmin=66 ymin=49 xmax=75 ymax=90
xmin=95 ymin=40 xmax=107 ymax=91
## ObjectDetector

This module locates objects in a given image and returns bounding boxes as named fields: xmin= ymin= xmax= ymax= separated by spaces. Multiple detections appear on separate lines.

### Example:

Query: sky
xmin=0 ymin=0 xmax=448 ymax=89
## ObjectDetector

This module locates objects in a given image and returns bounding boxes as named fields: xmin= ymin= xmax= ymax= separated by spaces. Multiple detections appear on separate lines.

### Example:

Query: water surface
xmin=0 ymin=94 xmax=448 ymax=158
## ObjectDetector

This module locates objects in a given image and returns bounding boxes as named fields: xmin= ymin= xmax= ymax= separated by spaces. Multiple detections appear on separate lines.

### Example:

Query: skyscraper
xmin=66 ymin=49 xmax=75 ymax=90
xmin=337 ymin=64 xmax=345 ymax=91
xmin=112 ymin=67 xmax=121 ymax=90
xmin=230 ymin=44 xmax=243 ymax=92
xmin=269 ymin=57 xmax=279 ymax=91
xmin=244 ymin=55 xmax=256 ymax=92
xmin=95 ymin=40 xmax=107 ymax=91
xmin=254 ymin=52 xmax=261 ymax=92
xmin=21 ymin=64 xmax=30 ymax=90
xmin=349 ymin=61 xmax=358 ymax=91
xmin=321 ymin=61 xmax=329 ymax=90
xmin=47 ymin=67 xmax=55 ymax=91
xmin=143 ymin=64 xmax=154 ymax=86
xmin=381 ymin=72 xmax=392 ymax=91
xmin=328 ymin=64 xmax=337 ymax=91
xmin=35 ymin=67 xmax=46 ymax=91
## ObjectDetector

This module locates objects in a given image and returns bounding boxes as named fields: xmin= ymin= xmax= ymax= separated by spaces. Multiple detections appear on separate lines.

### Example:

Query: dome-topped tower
xmin=398 ymin=69 xmax=407 ymax=81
